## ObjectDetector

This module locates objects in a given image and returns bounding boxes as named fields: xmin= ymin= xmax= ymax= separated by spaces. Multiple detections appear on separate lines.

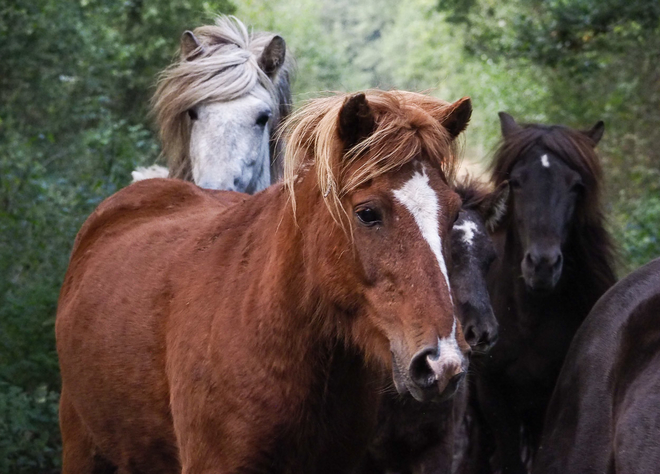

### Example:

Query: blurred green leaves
xmin=0 ymin=383 xmax=61 ymax=474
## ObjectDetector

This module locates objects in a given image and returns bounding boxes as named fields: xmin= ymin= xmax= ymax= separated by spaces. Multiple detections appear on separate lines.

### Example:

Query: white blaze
xmin=394 ymin=168 xmax=463 ymax=371
xmin=454 ymin=218 xmax=478 ymax=246
xmin=431 ymin=317 xmax=463 ymax=378
xmin=393 ymin=169 xmax=452 ymax=297
xmin=541 ymin=154 xmax=550 ymax=168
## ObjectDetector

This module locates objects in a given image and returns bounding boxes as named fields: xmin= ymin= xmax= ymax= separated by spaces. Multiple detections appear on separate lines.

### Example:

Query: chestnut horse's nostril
xmin=409 ymin=346 xmax=439 ymax=389
xmin=444 ymin=371 xmax=466 ymax=395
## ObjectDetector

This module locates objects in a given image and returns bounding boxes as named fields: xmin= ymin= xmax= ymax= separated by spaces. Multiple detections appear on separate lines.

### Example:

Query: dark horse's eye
xmin=509 ymin=179 xmax=521 ymax=190
xmin=256 ymin=112 xmax=271 ymax=127
xmin=187 ymin=109 xmax=198 ymax=121
xmin=356 ymin=207 xmax=382 ymax=227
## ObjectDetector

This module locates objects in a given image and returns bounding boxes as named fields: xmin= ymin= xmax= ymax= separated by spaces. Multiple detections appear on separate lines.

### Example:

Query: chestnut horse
xmin=534 ymin=257 xmax=660 ymax=474
xmin=360 ymin=178 xmax=509 ymax=474
xmin=56 ymin=90 xmax=472 ymax=473
xmin=468 ymin=113 xmax=617 ymax=473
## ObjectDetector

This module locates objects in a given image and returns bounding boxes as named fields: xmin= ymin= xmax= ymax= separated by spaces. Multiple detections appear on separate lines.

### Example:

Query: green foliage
xmin=0 ymin=384 xmax=61 ymax=474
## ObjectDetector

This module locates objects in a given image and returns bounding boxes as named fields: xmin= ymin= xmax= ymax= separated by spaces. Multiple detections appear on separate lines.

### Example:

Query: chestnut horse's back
xmin=56 ymin=179 xmax=240 ymax=473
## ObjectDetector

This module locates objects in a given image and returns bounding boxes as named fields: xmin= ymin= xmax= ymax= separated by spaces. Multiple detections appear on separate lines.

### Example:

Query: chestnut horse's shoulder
xmin=72 ymin=179 xmax=242 ymax=254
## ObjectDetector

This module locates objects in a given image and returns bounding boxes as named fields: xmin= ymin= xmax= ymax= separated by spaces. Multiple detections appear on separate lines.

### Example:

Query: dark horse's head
xmin=452 ymin=179 xmax=509 ymax=352
xmin=492 ymin=112 xmax=605 ymax=293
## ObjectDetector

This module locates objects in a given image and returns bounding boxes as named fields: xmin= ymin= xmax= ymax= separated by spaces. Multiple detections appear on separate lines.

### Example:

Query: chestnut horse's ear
xmin=581 ymin=120 xmax=605 ymax=146
xmin=258 ymin=36 xmax=286 ymax=78
xmin=499 ymin=112 xmax=522 ymax=138
xmin=180 ymin=31 xmax=205 ymax=61
xmin=478 ymin=181 xmax=510 ymax=232
xmin=441 ymin=97 xmax=472 ymax=138
xmin=338 ymin=93 xmax=376 ymax=150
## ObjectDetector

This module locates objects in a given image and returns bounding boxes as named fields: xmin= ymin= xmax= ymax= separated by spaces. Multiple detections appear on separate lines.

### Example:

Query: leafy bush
xmin=614 ymin=193 xmax=660 ymax=272
xmin=0 ymin=384 xmax=61 ymax=474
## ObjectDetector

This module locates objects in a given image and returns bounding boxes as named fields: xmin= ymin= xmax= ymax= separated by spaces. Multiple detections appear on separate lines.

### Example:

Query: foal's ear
xmin=258 ymin=36 xmax=286 ymax=78
xmin=581 ymin=120 xmax=605 ymax=146
xmin=338 ymin=93 xmax=376 ymax=150
xmin=498 ymin=112 xmax=522 ymax=138
xmin=441 ymin=97 xmax=472 ymax=138
xmin=478 ymin=181 xmax=510 ymax=232
xmin=180 ymin=31 xmax=205 ymax=61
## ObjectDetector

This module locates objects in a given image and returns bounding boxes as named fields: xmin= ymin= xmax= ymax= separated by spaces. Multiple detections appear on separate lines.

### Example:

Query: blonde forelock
xmin=282 ymin=90 xmax=461 ymax=228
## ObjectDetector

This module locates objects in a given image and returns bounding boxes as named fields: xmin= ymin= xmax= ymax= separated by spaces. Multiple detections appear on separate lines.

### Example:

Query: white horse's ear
xmin=499 ymin=111 xmax=522 ymax=138
xmin=581 ymin=120 xmax=605 ymax=146
xmin=180 ymin=30 xmax=205 ymax=61
xmin=479 ymin=181 xmax=510 ymax=232
xmin=337 ymin=93 xmax=375 ymax=151
xmin=441 ymin=97 xmax=472 ymax=138
xmin=258 ymin=36 xmax=286 ymax=78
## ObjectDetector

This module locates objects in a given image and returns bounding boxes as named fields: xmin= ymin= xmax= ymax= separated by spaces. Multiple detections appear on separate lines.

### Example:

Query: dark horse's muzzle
xmin=522 ymin=245 xmax=563 ymax=292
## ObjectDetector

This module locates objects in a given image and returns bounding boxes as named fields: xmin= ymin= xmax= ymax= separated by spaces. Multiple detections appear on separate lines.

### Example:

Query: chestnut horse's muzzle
xmin=392 ymin=341 xmax=468 ymax=403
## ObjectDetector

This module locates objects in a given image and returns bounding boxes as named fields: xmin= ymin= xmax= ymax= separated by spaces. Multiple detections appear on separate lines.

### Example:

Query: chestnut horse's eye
xmin=187 ymin=109 xmax=198 ymax=121
xmin=356 ymin=207 xmax=382 ymax=227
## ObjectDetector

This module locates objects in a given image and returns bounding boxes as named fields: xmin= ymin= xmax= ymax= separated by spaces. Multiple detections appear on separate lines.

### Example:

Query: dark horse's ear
xmin=581 ymin=121 xmax=605 ymax=146
xmin=441 ymin=97 xmax=472 ymax=138
xmin=498 ymin=112 xmax=522 ymax=138
xmin=180 ymin=31 xmax=205 ymax=61
xmin=478 ymin=181 xmax=510 ymax=232
xmin=258 ymin=36 xmax=286 ymax=78
xmin=338 ymin=93 xmax=376 ymax=150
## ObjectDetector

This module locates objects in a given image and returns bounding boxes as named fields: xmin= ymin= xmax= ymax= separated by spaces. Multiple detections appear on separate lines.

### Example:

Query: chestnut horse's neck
xmin=204 ymin=180 xmax=381 ymax=469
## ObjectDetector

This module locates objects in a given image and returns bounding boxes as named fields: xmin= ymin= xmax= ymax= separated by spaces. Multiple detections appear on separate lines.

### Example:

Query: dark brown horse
xmin=360 ymin=178 xmax=509 ymax=474
xmin=56 ymin=90 xmax=472 ymax=473
xmin=534 ymin=257 xmax=660 ymax=474
xmin=468 ymin=112 xmax=617 ymax=473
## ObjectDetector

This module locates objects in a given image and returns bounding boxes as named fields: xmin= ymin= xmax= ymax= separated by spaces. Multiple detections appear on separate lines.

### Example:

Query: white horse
xmin=132 ymin=16 xmax=294 ymax=192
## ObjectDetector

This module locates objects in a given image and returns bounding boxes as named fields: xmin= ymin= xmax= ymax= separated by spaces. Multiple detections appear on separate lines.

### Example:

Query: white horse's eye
xmin=255 ymin=111 xmax=271 ymax=127
xmin=187 ymin=109 xmax=199 ymax=121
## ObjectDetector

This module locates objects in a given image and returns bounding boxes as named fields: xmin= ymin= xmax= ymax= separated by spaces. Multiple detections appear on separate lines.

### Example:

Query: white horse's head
xmin=149 ymin=16 xmax=293 ymax=192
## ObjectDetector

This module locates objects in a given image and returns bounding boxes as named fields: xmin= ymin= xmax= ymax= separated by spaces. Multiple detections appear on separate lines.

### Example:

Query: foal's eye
xmin=255 ymin=112 xmax=271 ymax=127
xmin=187 ymin=109 xmax=198 ymax=121
xmin=356 ymin=207 xmax=382 ymax=227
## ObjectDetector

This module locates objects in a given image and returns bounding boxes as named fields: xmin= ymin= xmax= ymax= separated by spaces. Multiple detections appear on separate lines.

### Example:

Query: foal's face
xmin=450 ymin=208 xmax=499 ymax=352
xmin=509 ymin=146 xmax=583 ymax=292
xmin=349 ymin=161 xmax=469 ymax=402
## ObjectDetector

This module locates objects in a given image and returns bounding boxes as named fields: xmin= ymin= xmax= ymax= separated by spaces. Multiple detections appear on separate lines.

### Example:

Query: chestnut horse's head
xmin=284 ymin=91 xmax=472 ymax=402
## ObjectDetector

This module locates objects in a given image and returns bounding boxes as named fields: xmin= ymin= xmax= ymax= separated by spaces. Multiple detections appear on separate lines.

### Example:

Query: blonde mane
xmin=152 ymin=16 xmax=294 ymax=180
xmin=282 ymin=90 xmax=461 ymax=225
